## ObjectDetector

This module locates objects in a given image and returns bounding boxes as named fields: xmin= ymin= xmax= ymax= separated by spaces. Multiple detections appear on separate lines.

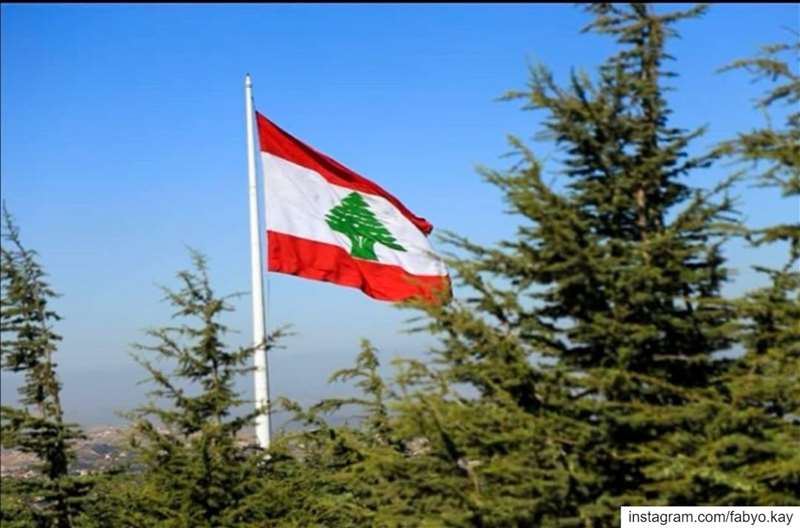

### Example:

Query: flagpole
xmin=245 ymin=73 xmax=271 ymax=449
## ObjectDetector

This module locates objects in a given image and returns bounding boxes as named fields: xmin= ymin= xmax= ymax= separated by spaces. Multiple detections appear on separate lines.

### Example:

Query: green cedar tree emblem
xmin=326 ymin=191 xmax=407 ymax=261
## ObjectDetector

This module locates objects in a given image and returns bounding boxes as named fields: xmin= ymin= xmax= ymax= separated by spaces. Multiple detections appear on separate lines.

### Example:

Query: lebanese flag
xmin=256 ymin=112 xmax=450 ymax=303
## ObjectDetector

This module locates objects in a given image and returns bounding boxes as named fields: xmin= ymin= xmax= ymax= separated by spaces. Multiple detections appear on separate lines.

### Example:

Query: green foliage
xmin=119 ymin=250 xmax=288 ymax=527
xmin=1 ymin=205 xmax=92 ymax=528
xmin=406 ymin=4 xmax=743 ymax=523
xmin=1 ymin=478 xmax=38 ymax=528
xmin=266 ymin=5 xmax=795 ymax=526
xmin=70 ymin=469 xmax=145 ymax=528
xmin=718 ymin=38 xmax=800 ymax=258
xmin=709 ymin=34 xmax=800 ymax=505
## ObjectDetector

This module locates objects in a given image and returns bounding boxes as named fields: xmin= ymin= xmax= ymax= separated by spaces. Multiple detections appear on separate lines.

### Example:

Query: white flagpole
xmin=245 ymin=73 xmax=271 ymax=449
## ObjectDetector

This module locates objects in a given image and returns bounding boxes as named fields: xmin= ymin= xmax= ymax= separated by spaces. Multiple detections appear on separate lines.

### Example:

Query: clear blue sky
xmin=1 ymin=4 xmax=797 ymax=427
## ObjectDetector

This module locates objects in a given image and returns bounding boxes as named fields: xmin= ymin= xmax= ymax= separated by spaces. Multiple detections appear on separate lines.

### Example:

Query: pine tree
xmin=119 ymin=250 xmax=287 ymax=527
xmin=326 ymin=192 xmax=406 ymax=260
xmin=0 ymin=205 xmax=91 ymax=528
xmin=699 ymin=37 xmax=800 ymax=504
xmin=261 ymin=341 xmax=539 ymax=527
xmin=258 ymin=5 xmax=766 ymax=526
xmin=718 ymin=38 xmax=799 ymax=267
xmin=253 ymin=342 xmax=400 ymax=527
xmin=389 ymin=3 xmax=741 ymax=524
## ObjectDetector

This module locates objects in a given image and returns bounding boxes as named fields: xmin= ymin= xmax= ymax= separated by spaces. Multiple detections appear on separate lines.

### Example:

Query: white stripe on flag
xmin=262 ymin=153 xmax=447 ymax=277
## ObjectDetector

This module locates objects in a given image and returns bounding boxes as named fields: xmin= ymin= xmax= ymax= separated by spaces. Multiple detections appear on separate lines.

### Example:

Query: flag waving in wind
xmin=257 ymin=112 xmax=450 ymax=303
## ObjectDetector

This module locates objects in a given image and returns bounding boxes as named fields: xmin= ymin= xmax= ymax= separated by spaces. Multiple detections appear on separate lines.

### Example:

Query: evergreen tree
xmin=80 ymin=6 xmax=797 ymax=526
xmin=253 ymin=342 xmax=400 ymax=527
xmin=383 ymin=3 xmax=741 ymax=524
xmin=260 ymin=341 xmax=536 ymax=527
xmin=254 ymin=5 xmax=775 ymax=526
xmin=327 ymin=192 xmax=406 ymax=260
xmin=119 ymin=250 xmax=287 ymax=527
xmin=727 ymin=37 xmax=799 ymax=424
xmin=0 ymin=205 xmax=91 ymax=528
xmin=699 ymin=37 xmax=800 ymax=504
xmin=720 ymin=37 xmax=799 ymax=270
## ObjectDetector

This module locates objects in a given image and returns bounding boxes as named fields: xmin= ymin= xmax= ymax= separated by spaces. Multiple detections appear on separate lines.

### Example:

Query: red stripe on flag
xmin=256 ymin=112 xmax=433 ymax=236
xmin=267 ymin=231 xmax=449 ymax=303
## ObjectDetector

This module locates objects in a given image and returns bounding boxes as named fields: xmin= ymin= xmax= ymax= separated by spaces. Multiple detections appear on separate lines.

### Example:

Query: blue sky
xmin=1 ymin=4 xmax=797 ymax=427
